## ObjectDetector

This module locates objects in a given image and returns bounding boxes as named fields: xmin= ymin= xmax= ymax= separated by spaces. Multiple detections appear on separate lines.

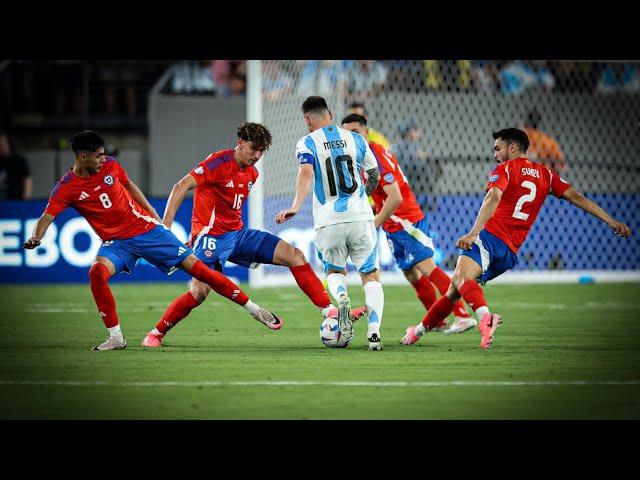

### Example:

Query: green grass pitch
xmin=0 ymin=282 xmax=639 ymax=419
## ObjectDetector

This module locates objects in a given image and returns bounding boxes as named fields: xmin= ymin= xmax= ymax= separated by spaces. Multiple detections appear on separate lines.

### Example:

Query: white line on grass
xmin=1 ymin=380 xmax=639 ymax=387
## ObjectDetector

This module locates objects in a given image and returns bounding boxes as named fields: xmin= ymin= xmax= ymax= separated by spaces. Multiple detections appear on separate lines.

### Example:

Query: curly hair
xmin=237 ymin=122 xmax=272 ymax=152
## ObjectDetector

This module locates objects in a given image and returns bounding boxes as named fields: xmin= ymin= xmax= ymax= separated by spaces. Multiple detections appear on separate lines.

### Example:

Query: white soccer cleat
xmin=337 ymin=295 xmax=353 ymax=338
xmin=367 ymin=333 xmax=383 ymax=351
xmin=444 ymin=316 xmax=478 ymax=334
xmin=92 ymin=336 xmax=127 ymax=351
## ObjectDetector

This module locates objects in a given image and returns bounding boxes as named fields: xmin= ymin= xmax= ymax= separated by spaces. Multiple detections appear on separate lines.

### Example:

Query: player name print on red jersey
xmin=484 ymin=157 xmax=571 ymax=254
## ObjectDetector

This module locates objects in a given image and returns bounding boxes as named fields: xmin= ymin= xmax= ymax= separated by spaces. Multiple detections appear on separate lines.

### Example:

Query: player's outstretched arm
xmin=276 ymin=164 xmax=313 ymax=224
xmin=125 ymin=179 xmax=161 ymax=222
xmin=163 ymin=174 xmax=197 ymax=228
xmin=23 ymin=213 xmax=55 ymax=249
xmin=562 ymin=187 xmax=632 ymax=238
xmin=374 ymin=182 xmax=403 ymax=228
xmin=456 ymin=187 xmax=503 ymax=250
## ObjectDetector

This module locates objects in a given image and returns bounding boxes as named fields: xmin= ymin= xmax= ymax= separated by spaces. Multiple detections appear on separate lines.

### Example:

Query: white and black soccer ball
xmin=319 ymin=315 xmax=352 ymax=348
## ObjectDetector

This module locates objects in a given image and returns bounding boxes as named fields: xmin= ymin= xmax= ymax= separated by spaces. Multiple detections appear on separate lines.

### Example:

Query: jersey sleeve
xmin=190 ymin=155 xmax=217 ymax=186
xmin=485 ymin=162 xmax=509 ymax=192
xmin=43 ymin=182 xmax=70 ymax=217
xmin=549 ymin=169 xmax=572 ymax=197
xmin=370 ymin=144 xmax=396 ymax=186
xmin=296 ymin=137 xmax=315 ymax=166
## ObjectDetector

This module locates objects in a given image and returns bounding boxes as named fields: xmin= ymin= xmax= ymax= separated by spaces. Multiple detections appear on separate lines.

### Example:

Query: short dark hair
xmin=71 ymin=130 xmax=105 ymax=154
xmin=341 ymin=113 xmax=367 ymax=126
xmin=347 ymin=101 xmax=367 ymax=116
xmin=237 ymin=122 xmax=272 ymax=151
xmin=492 ymin=128 xmax=529 ymax=153
xmin=302 ymin=96 xmax=329 ymax=115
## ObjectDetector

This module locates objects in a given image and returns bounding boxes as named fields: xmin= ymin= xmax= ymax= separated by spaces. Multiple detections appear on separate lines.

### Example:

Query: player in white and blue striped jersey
xmin=276 ymin=96 xmax=384 ymax=351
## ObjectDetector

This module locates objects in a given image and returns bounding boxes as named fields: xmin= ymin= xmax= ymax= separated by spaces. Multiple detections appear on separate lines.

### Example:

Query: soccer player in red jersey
xmin=23 ymin=131 xmax=281 ymax=350
xmin=341 ymin=114 xmax=475 ymax=334
xmin=401 ymin=127 xmax=632 ymax=349
xmin=141 ymin=122 xmax=364 ymax=348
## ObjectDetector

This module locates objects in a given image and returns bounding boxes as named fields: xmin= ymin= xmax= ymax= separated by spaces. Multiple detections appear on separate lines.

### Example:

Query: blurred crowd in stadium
xmin=2 ymin=60 xmax=639 ymax=119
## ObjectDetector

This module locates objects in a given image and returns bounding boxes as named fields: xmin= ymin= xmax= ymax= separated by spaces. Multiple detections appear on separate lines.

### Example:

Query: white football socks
xmin=326 ymin=273 xmax=348 ymax=302
xmin=364 ymin=281 xmax=383 ymax=337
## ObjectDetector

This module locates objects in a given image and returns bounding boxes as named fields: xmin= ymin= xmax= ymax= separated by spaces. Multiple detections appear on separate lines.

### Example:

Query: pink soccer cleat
xmin=141 ymin=332 xmax=164 ymax=348
xmin=478 ymin=313 xmax=502 ymax=350
xmin=429 ymin=319 xmax=449 ymax=332
xmin=401 ymin=326 xmax=421 ymax=346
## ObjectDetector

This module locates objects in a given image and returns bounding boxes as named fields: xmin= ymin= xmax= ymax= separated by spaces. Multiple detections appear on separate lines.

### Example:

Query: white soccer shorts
xmin=315 ymin=220 xmax=378 ymax=273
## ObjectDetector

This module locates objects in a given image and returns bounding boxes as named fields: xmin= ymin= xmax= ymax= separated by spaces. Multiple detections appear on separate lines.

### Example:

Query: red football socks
xmin=420 ymin=294 xmax=455 ymax=330
xmin=411 ymin=275 xmax=437 ymax=311
xmin=88 ymin=263 xmax=119 ymax=328
xmin=156 ymin=291 xmax=200 ymax=334
xmin=458 ymin=279 xmax=488 ymax=311
xmin=189 ymin=260 xmax=249 ymax=306
xmin=429 ymin=267 xmax=471 ymax=318
xmin=290 ymin=263 xmax=332 ymax=309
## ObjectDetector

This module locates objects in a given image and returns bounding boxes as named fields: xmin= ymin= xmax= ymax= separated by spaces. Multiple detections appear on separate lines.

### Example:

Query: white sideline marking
xmin=1 ymin=380 xmax=639 ymax=387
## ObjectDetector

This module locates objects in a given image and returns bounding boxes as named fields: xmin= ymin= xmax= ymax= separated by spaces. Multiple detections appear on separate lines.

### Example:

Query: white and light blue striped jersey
xmin=296 ymin=125 xmax=378 ymax=229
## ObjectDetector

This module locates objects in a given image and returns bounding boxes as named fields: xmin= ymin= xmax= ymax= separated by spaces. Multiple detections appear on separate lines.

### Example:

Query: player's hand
xmin=456 ymin=233 xmax=477 ymax=250
xmin=609 ymin=221 xmax=632 ymax=238
xmin=22 ymin=237 xmax=41 ymax=249
xmin=275 ymin=208 xmax=298 ymax=224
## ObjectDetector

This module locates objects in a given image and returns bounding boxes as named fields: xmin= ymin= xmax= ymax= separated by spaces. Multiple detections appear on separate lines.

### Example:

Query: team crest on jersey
xmin=204 ymin=250 xmax=213 ymax=257
xmin=383 ymin=173 xmax=394 ymax=183
xmin=489 ymin=174 xmax=499 ymax=182
xmin=194 ymin=166 xmax=204 ymax=175
xmin=247 ymin=181 xmax=253 ymax=191
xmin=103 ymin=175 xmax=114 ymax=185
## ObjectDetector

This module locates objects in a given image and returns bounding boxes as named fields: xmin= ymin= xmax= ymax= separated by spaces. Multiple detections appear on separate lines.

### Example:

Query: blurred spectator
xmin=523 ymin=108 xmax=566 ymax=174
xmin=262 ymin=60 xmax=293 ymax=101
xmin=104 ymin=143 xmax=119 ymax=157
xmin=596 ymin=63 xmax=640 ymax=93
xmin=0 ymin=131 xmax=32 ymax=199
xmin=423 ymin=60 xmax=471 ymax=92
xmin=295 ymin=60 xmax=351 ymax=97
xmin=392 ymin=117 xmax=442 ymax=213
xmin=170 ymin=61 xmax=216 ymax=95
xmin=96 ymin=61 xmax=140 ymax=116
xmin=384 ymin=60 xmax=425 ymax=92
xmin=470 ymin=60 xmax=501 ymax=92
xmin=346 ymin=102 xmax=391 ymax=149
xmin=347 ymin=60 xmax=388 ymax=102
xmin=499 ymin=60 xmax=555 ymax=95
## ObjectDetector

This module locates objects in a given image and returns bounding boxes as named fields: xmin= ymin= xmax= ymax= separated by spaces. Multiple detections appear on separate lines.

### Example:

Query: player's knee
xmin=189 ymin=285 xmax=209 ymax=304
xmin=450 ymin=271 xmax=468 ymax=291
xmin=289 ymin=247 xmax=307 ymax=267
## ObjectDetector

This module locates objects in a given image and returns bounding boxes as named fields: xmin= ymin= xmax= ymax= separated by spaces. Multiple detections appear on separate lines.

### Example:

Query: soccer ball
xmin=319 ymin=315 xmax=352 ymax=348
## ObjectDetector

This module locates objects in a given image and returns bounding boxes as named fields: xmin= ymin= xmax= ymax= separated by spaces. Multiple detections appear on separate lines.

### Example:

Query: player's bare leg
xmin=89 ymin=256 xmax=127 ymax=351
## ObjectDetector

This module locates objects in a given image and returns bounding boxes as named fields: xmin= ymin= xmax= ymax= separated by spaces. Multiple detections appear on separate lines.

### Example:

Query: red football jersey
xmin=484 ymin=157 xmax=571 ymax=254
xmin=44 ymin=157 xmax=158 ymax=241
xmin=369 ymin=142 xmax=424 ymax=233
xmin=189 ymin=149 xmax=258 ymax=240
